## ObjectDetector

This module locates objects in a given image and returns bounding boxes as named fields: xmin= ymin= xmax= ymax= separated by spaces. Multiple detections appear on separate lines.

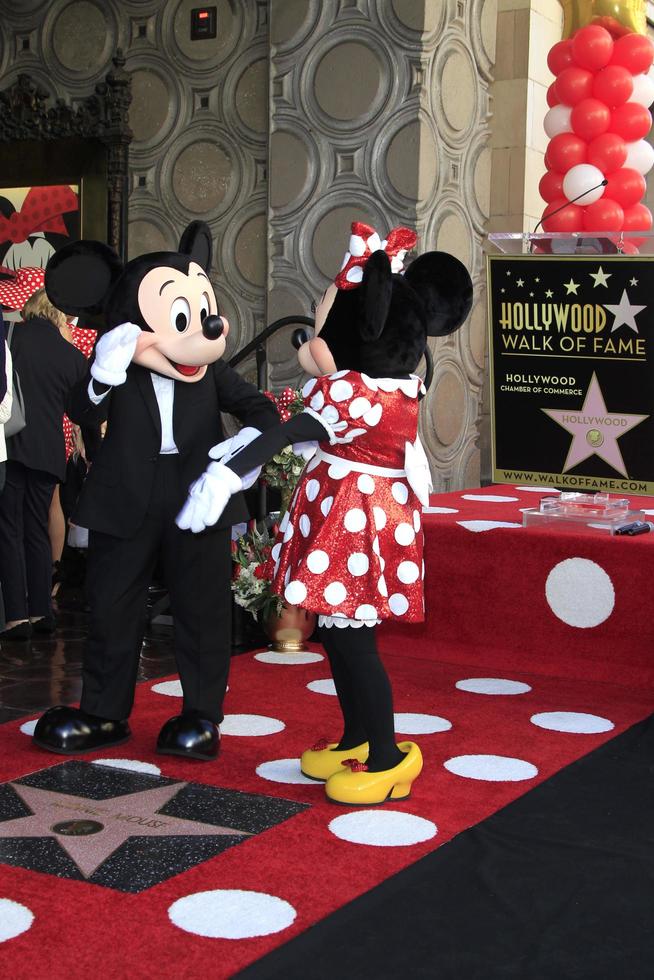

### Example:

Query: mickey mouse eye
xmin=170 ymin=297 xmax=191 ymax=333
xmin=200 ymin=291 xmax=210 ymax=323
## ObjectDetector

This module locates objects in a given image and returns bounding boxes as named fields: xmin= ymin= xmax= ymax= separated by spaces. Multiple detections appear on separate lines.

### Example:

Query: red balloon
xmin=542 ymin=198 xmax=583 ymax=232
xmin=571 ymin=25 xmax=614 ymax=72
xmin=581 ymin=198 xmax=624 ymax=231
xmin=622 ymin=202 xmax=653 ymax=231
xmin=591 ymin=65 xmax=633 ymax=108
xmin=546 ymin=82 xmax=559 ymax=108
xmin=610 ymin=102 xmax=652 ymax=142
xmin=555 ymin=67 xmax=594 ymax=106
xmin=587 ymin=132 xmax=627 ymax=172
xmin=547 ymin=39 xmax=574 ymax=76
xmin=547 ymin=133 xmax=588 ymax=173
xmin=539 ymin=170 xmax=565 ymax=203
xmin=571 ymin=98 xmax=611 ymax=141
xmin=604 ymin=167 xmax=646 ymax=208
xmin=610 ymin=33 xmax=654 ymax=76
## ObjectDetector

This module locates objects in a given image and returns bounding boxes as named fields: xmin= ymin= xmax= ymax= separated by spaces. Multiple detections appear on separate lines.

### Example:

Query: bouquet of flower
xmin=231 ymin=518 xmax=282 ymax=621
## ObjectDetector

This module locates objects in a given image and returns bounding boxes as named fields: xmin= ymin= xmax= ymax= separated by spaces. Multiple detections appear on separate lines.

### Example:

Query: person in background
xmin=0 ymin=285 xmax=88 ymax=640
xmin=0 ymin=310 xmax=12 ymax=634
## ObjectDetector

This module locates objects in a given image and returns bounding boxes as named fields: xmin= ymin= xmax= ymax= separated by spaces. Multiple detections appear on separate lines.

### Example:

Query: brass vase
xmin=265 ymin=604 xmax=316 ymax=652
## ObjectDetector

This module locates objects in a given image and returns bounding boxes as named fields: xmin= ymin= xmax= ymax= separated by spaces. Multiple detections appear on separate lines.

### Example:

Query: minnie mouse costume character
xmin=33 ymin=221 xmax=278 ymax=760
xmin=178 ymin=221 xmax=472 ymax=803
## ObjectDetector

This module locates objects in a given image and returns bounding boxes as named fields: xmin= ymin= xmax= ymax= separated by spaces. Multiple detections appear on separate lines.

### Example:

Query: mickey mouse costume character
xmin=33 ymin=221 xmax=278 ymax=760
xmin=178 ymin=221 xmax=472 ymax=803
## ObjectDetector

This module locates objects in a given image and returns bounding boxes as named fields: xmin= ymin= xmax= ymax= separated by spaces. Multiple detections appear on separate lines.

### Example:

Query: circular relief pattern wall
xmin=172 ymin=141 xmax=233 ymax=215
xmin=235 ymin=58 xmax=268 ymax=134
xmin=235 ymin=213 xmax=267 ymax=288
xmin=439 ymin=48 xmax=476 ymax=134
xmin=386 ymin=120 xmax=438 ymax=202
xmin=433 ymin=370 xmax=465 ymax=445
xmin=314 ymin=41 xmax=387 ymax=123
xmin=51 ymin=0 xmax=111 ymax=73
xmin=129 ymin=69 xmax=175 ymax=145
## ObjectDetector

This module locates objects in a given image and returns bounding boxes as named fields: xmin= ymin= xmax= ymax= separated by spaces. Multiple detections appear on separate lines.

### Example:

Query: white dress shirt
xmin=0 ymin=343 xmax=13 ymax=464
xmin=88 ymin=372 xmax=179 ymax=454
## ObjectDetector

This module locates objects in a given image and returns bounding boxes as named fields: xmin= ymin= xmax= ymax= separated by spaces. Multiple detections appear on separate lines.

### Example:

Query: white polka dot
xmin=328 ymin=463 xmax=350 ymax=480
xmin=19 ymin=719 xmax=37 ymax=735
xmin=457 ymin=520 xmax=522 ymax=532
xmin=321 ymin=405 xmax=339 ymax=425
xmin=444 ymin=755 xmax=538 ymax=781
xmin=284 ymin=566 xmax=292 ymax=586
xmin=271 ymin=542 xmax=282 ymax=563
xmin=355 ymin=604 xmax=378 ymax=620
xmin=302 ymin=378 xmax=317 ymax=398
xmin=308 ymin=678 xmax=337 ymax=696
xmin=349 ymin=397 xmax=372 ymax=419
xmin=395 ymin=523 xmax=415 ymax=546
xmin=310 ymin=391 xmax=325 ymax=411
xmin=373 ymin=507 xmax=387 ymax=530
xmin=0 ymin=898 xmax=33 ymax=943
xmin=343 ymin=428 xmax=366 ymax=441
xmin=221 ymin=714 xmax=285 ymax=736
xmin=456 ymin=678 xmax=532 ymax=695
xmin=392 ymin=482 xmax=409 ymax=504
xmin=324 ymin=581 xmax=347 ymax=605
xmin=92 ymin=759 xmax=161 ymax=775
xmin=305 ymin=479 xmax=320 ymax=502
xmin=363 ymin=403 xmax=383 ymax=426
xmin=461 ymin=494 xmax=519 ymax=502
xmin=256 ymin=759 xmax=317 ymax=784
xmin=423 ymin=506 xmax=459 ymax=514
xmin=306 ymin=456 xmax=321 ymax=472
xmin=285 ymin=580 xmax=307 ymax=605
xmin=377 ymin=575 xmax=388 ymax=597
xmin=413 ymin=510 xmax=421 ymax=532
xmin=372 ymin=535 xmax=381 ymax=555
xmin=329 ymin=810 xmax=437 ymax=847
xmin=255 ymin=651 xmax=324 ymax=664
xmin=321 ymin=496 xmax=334 ymax=516
xmin=330 ymin=369 xmax=349 ymax=379
xmin=344 ymin=508 xmax=366 ymax=532
xmin=394 ymin=713 xmax=452 ymax=734
xmin=283 ymin=521 xmax=294 ymax=542
xmin=545 ymin=558 xmax=615 ymax=628
xmin=530 ymin=711 xmax=614 ymax=734
xmin=348 ymin=553 xmax=369 ymax=576
xmin=360 ymin=374 xmax=378 ymax=391
xmin=330 ymin=379 xmax=354 ymax=402
xmin=357 ymin=474 xmax=375 ymax=495
xmin=307 ymin=549 xmax=330 ymax=573
xmin=397 ymin=560 xmax=420 ymax=584
xmin=299 ymin=514 xmax=311 ymax=537
xmin=279 ymin=511 xmax=290 ymax=532
xmin=169 ymin=889 xmax=296 ymax=939
xmin=152 ymin=680 xmax=183 ymax=697
xmin=389 ymin=593 xmax=409 ymax=615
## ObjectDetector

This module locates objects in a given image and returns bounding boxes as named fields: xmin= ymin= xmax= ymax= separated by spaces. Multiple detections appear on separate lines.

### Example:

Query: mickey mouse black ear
xmin=45 ymin=240 xmax=123 ymax=317
xmin=404 ymin=251 xmax=473 ymax=337
xmin=178 ymin=221 xmax=213 ymax=272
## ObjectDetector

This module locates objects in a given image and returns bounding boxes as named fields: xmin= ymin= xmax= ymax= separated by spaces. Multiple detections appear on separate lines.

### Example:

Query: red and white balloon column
xmin=541 ymin=25 xmax=654 ymax=250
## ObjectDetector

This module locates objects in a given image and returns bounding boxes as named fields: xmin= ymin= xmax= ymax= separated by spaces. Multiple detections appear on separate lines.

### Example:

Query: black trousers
xmin=0 ymin=460 xmax=56 ymax=621
xmin=81 ymin=455 xmax=232 ymax=724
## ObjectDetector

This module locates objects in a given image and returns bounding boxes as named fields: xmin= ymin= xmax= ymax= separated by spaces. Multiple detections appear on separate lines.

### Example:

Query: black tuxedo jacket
xmin=68 ymin=359 xmax=279 ymax=538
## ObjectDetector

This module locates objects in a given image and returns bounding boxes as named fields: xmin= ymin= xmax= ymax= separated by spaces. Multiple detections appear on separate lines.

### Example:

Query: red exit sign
xmin=191 ymin=6 xmax=217 ymax=40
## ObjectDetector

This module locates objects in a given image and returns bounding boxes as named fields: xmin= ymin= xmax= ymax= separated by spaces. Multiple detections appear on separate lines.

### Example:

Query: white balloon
xmin=624 ymin=139 xmax=654 ymax=175
xmin=562 ymin=164 xmax=605 ymax=204
xmin=630 ymin=74 xmax=654 ymax=108
xmin=544 ymin=104 xmax=572 ymax=139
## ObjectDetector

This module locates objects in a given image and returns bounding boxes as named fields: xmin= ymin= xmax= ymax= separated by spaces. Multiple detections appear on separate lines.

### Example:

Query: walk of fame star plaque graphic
xmin=487 ymin=253 xmax=654 ymax=494
xmin=0 ymin=761 xmax=308 ymax=892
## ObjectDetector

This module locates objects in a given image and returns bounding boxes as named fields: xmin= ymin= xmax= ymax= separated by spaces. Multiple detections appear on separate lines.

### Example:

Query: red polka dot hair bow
xmin=0 ymin=185 xmax=78 ymax=246
xmin=334 ymin=221 xmax=418 ymax=290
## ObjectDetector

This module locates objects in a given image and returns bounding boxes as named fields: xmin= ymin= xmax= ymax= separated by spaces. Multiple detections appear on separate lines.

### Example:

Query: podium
xmin=486 ymin=233 xmax=654 ymax=495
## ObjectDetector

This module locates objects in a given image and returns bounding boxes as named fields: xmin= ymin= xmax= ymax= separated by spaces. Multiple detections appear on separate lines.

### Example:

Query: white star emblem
xmin=564 ymin=279 xmax=579 ymax=295
xmin=630 ymin=277 xmax=638 ymax=286
xmin=545 ymin=289 xmax=553 ymax=298
xmin=590 ymin=266 xmax=611 ymax=288
xmin=604 ymin=289 xmax=646 ymax=334
xmin=516 ymin=278 xmax=524 ymax=287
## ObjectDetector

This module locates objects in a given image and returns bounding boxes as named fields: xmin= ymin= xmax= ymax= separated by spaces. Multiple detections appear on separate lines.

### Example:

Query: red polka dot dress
xmin=271 ymin=370 xmax=426 ymax=625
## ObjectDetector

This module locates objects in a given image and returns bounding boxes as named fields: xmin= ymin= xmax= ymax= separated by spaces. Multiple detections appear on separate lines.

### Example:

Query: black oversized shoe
xmin=33 ymin=706 xmax=131 ymax=755
xmin=157 ymin=711 xmax=220 ymax=761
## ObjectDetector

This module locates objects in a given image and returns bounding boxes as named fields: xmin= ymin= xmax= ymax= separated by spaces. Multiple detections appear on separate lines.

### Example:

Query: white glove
xmin=292 ymin=441 xmax=317 ymax=462
xmin=90 ymin=322 xmax=141 ymax=387
xmin=208 ymin=426 xmax=262 ymax=490
xmin=176 ymin=461 xmax=243 ymax=533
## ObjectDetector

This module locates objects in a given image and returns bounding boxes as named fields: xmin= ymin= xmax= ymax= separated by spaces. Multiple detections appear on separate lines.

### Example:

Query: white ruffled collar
xmin=360 ymin=373 xmax=425 ymax=397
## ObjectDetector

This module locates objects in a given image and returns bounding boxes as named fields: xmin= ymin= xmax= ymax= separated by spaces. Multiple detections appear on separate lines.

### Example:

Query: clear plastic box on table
xmin=522 ymin=492 xmax=644 ymax=534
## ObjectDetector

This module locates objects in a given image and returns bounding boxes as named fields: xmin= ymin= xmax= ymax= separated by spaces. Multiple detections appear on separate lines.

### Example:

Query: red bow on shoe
xmin=334 ymin=221 xmax=417 ymax=291
xmin=0 ymin=185 xmax=78 ymax=245
xmin=311 ymin=738 xmax=331 ymax=752
xmin=341 ymin=758 xmax=369 ymax=772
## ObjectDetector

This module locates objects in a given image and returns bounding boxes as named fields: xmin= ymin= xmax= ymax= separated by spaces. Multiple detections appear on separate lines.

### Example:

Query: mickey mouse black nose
xmin=291 ymin=327 xmax=311 ymax=350
xmin=202 ymin=315 xmax=224 ymax=340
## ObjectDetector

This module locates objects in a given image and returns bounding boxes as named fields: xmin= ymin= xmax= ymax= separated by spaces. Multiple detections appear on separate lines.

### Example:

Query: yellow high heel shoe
xmin=300 ymin=738 xmax=369 ymax=781
xmin=325 ymin=741 xmax=423 ymax=805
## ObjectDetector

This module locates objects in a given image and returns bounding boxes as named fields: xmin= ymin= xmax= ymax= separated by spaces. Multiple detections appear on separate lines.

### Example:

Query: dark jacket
xmin=7 ymin=316 xmax=88 ymax=481
xmin=68 ymin=358 xmax=279 ymax=538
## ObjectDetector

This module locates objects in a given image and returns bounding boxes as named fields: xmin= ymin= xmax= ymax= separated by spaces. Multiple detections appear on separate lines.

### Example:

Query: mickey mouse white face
xmin=133 ymin=261 xmax=229 ymax=383
xmin=297 ymin=282 xmax=338 ymax=377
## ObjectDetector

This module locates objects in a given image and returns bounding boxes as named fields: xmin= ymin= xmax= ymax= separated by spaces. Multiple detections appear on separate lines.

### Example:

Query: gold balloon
xmin=559 ymin=0 xmax=647 ymax=38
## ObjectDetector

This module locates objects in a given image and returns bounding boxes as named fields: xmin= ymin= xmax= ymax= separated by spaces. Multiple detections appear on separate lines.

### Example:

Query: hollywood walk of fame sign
xmin=487 ymin=254 xmax=654 ymax=494
xmin=0 ymin=761 xmax=308 ymax=893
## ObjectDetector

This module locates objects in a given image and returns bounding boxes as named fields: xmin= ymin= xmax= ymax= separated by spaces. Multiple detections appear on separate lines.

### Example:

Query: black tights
xmin=319 ymin=623 xmax=404 ymax=772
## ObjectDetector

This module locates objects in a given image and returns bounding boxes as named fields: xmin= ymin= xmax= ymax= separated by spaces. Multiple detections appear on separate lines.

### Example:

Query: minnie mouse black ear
xmin=45 ymin=240 xmax=123 ymax=317
xmin=404 ymin=251 xmax=473 ymax=337
xmin=178 ymin=221 xmax=213 ymax=272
